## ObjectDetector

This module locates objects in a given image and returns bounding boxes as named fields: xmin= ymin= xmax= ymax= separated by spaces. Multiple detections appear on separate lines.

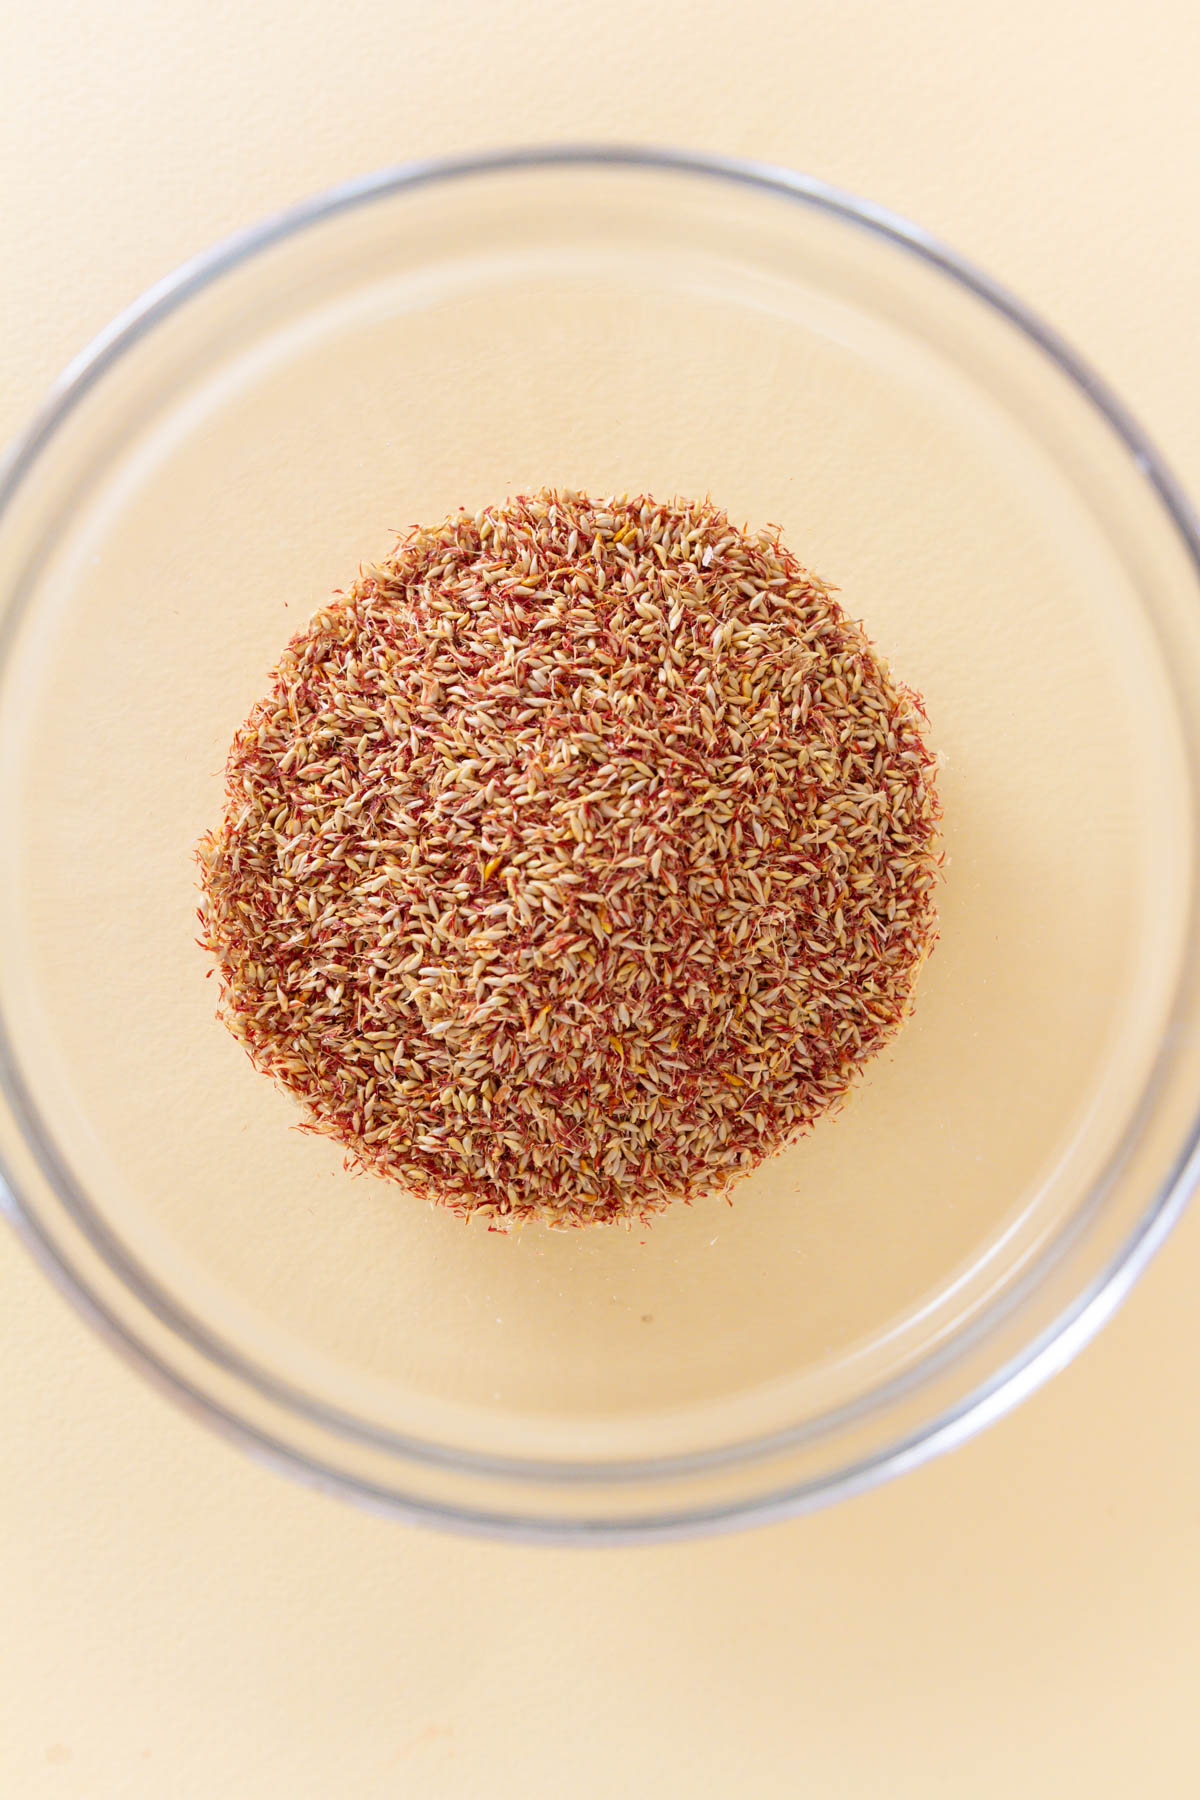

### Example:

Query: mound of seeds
xmin=197 ymin=490 xmax=941 ymax=1227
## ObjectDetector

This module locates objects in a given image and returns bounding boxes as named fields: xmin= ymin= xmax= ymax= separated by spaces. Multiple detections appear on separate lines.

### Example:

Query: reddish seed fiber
xmin=197 ymin=490 xmax=941 ymax=1227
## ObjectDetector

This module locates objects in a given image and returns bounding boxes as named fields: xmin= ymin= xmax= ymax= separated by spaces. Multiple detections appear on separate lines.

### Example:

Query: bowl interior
xmin=0 ymin=159 xmax=1193 ymax=1470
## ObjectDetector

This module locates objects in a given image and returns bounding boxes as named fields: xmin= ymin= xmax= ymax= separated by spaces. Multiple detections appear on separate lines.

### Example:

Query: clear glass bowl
xmin=3 ymin=146 xmax=1200 ymax=1541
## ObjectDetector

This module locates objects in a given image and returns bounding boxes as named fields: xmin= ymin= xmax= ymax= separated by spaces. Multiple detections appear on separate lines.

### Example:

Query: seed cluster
xmin=197 ymin=490 xmax=941 ymax=1227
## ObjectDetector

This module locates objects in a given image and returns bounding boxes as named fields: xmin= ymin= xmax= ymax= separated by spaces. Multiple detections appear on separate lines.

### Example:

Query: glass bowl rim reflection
xmin=3 ymin=142 xmax=1200 ymax=1542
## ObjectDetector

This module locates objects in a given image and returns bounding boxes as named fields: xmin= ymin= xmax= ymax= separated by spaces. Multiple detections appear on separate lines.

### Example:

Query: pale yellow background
xmin=4 ymin=3 xmax=1200 ymax=1794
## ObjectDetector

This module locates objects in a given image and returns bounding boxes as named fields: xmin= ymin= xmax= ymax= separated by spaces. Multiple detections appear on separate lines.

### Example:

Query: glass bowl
xmin=3 ymin=146 xmax=1200 ymax=1542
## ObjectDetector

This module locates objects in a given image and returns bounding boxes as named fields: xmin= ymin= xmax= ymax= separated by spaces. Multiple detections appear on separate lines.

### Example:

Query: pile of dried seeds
xmin=197 ymin=490 xmax=941 ymax=1226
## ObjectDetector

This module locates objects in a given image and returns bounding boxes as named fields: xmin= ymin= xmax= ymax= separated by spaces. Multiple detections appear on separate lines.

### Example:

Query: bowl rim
xmin=3 ymin=141 xmax=1200 ymax=1542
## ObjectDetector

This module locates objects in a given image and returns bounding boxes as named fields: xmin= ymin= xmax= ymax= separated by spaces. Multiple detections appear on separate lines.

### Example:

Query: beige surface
xmin=3 ymin=2 xmax=1200 ymax=1794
